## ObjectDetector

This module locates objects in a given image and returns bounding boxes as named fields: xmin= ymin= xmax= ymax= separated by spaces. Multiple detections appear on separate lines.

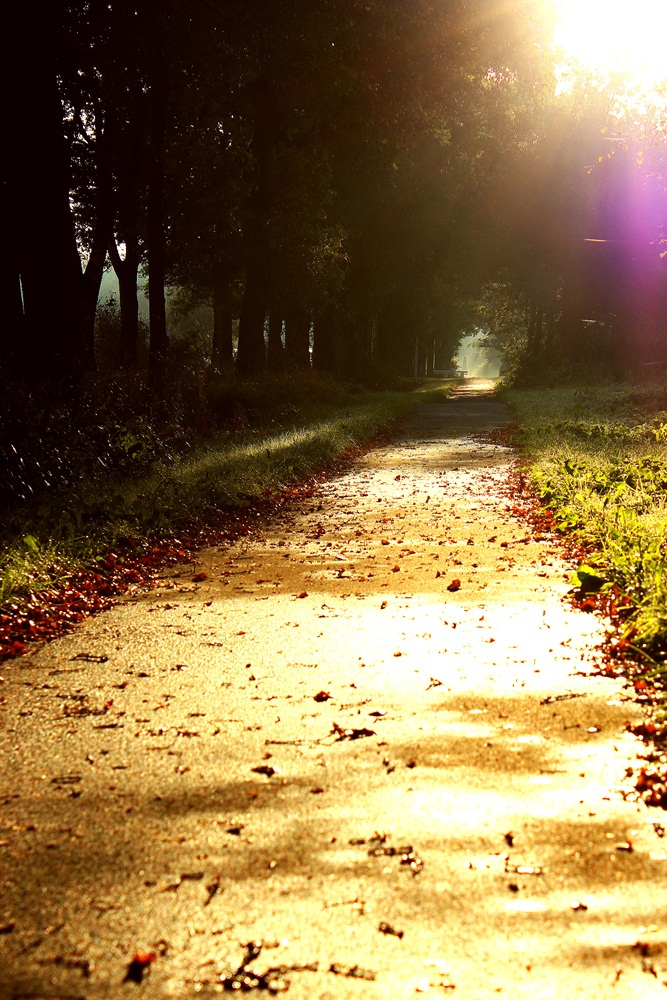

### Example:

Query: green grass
xmin=505 ymin=383 xmax=667 ymax=673
xmin=0 ymin=375 xmax=457 ymax=609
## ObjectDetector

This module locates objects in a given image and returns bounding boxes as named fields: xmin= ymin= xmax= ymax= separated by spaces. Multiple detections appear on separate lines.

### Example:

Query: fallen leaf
xmin=329 ymin=963 xmax=376 ymax=981
xmin=204 ymin=875 xmax=221 ymax=906
xmin=378 ymin=922 xmax=404 ymax=938
xmin=446 ymin=579 xmax=461 ymax=592
xmin=123 ymin=952 xmax=156 ymax=983
xmin=220 ymin=942 xmax=318 ymax=991
xmin=314 ymin=691 xmax=332 ymax=702
xmin=331 ymin=723 xmax=376 ymax=741
xmin=192 ymin=572 xmax=207 ymax=583
xmin=252 ymin=765 xmax=279 ymax=777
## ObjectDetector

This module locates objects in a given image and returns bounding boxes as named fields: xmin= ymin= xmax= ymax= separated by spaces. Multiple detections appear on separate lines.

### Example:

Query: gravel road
xmin=1 ymin=380 xmax=664 ymax=999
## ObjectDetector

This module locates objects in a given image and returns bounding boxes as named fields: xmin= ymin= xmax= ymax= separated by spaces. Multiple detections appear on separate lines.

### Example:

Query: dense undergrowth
xmin=506 ymin=382 xmax=667 ymax=676
xmin=0 ymin=372 xmax=453 ymax=613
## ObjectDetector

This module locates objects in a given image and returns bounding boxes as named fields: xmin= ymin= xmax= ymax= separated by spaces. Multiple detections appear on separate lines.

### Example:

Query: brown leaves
xmin=204 ymin=875 xmax=221 ymax=906
xmin=330 ymin=963 xmax=376 ymax=981
xmin=627 ymin=721 xmax=663 ymax=741
xmin=331 ymin=722 xmax=376 ymax=741
xmin=252 ymin=765 xmax=279 ymax=777
xmin=219 ymin=941 xmax=319 ymax=992
xmin=378 ymin=922 xmax=404 ymax=939
xmin=314 ymin=691 xmax=332 ymax=702
xmin=446 ymin=579 xmax=461 ymax=592
xmin=367 ymin=837 xmax=424 ymax=875
xmin=124 ymin=952 xmax=156 ymax=983
xmin=0 ymin=529 xmax=244 ymax=662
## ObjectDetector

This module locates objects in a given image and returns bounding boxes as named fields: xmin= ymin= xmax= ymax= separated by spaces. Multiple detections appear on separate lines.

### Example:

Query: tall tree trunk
xmin=108 ymin=238 xmax=140 ymax=367
xmin=312 ymin=308 xmax=338 ymax=374
xmin=212 ymin=278 xmax=234 ymax=371
xmin=426 ymin=336 xmax=435 ymax=375
xmin=557 ymin=262 xmax=586 ymax=363
xmin=81 ymin=265 xmax=104 ymax=371
xmin=147 ymin=54 xmax=168 ymax=388
xmin=81 ymin=217 xmax=112 ymax=373
xmin=5 ymin=2 xmax=83 ymax=378
xmin=0 ymin=172 xmax=24 ymax=366
xmin=266 ymin=312 xmax=284 ymax=371
xmin=544 ymin=297 xmax=557 ymax=352
xmin=236 ymin=79 xmax=279 ymax=378
xmin=284 ymin=307 xmax=310 ymax=370
xmin=80 ymin=112 xmax=114 ymax=370
xmin=237 ymin=263 xmax=267 ymax=376
xmin=526 ymin=300 xmax=538 ymax=356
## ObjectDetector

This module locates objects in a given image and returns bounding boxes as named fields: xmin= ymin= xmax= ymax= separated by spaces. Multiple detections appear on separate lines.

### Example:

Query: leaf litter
xmin=365 ymin=833 xmax=424 ymax=875
xmin=217 ymin=941 xmax=318 ymax=993
xmin=330 ymin=722 xmax=376 ymax=741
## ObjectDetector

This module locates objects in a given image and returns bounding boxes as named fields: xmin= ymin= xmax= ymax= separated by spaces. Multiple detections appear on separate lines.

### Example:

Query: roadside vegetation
xmin=506 ymin=381 xmax=667 ymax=677
xmin=0 ymin=374 xmax=454 ymax=614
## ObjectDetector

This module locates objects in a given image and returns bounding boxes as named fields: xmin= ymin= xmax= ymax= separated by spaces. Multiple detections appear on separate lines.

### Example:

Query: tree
xmin=3 ymin=2 xmax=85 ymax=376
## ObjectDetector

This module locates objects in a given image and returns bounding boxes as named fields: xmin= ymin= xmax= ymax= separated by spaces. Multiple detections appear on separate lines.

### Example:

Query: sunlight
xmin=554 ymin=0 xmax=667 ymax=92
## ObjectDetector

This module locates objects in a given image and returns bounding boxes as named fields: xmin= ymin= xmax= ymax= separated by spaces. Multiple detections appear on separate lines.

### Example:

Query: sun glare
xmin=554 ymin=0 xmax=667 ymax=93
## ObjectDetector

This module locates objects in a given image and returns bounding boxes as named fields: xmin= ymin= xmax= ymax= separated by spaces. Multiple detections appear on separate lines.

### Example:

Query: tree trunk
xmin=236 ymin=262 xmax=267 ymax=376
xmin=266 ymin=312 xmax=284 ymax=370
xmin=236 ymin=79 xmax=279 ymax=378
xmin=109 ymin=239 xmax=140 ymax=368
xmin=426 ymin=336 xmax=435 ymax=375
xmin=0 ymin=181 xmax=24 ymax=366
xmin=5 ymin=2 xmax=83 ymax=378
xmin=147 ymin=53 xmax=168 ymax=388
xmin=80 ymin=114 xmax=114 ymax=371
xmin=81 ymin=265 xmax=104 ymax=371
xmin=557 ymin=263 xmax=586 ymax=363
xmin=284 ymin=307 xmax=310 ymax=370
xmin=212 ymin=279 xmax=234 ymax=371
xmin=312 ymin=308 xmax=338 ymax=374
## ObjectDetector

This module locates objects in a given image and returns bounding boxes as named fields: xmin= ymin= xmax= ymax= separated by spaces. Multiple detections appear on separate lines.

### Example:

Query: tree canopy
xmin=3 ymin=0 xmax=666 ymax=385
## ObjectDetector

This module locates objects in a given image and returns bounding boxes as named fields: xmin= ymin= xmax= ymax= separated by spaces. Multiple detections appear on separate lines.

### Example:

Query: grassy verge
xmin=505 ymin=383 xmax=667 ymax=677
xmin=0 ymin=375 xmax=456 ymax=611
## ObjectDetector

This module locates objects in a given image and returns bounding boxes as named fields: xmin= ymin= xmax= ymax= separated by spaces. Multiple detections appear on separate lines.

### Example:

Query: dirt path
xmin=2 ymin=379 xmax=666 ymax=999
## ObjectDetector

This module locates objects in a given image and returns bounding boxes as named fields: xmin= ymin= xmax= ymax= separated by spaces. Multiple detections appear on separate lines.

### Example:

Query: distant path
xmin=2 ymin=379 xmax=663 ymax=999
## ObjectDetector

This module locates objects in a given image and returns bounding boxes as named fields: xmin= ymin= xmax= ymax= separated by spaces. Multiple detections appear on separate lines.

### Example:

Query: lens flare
xmin=554 ymin=0 xmax=667 ymax=92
